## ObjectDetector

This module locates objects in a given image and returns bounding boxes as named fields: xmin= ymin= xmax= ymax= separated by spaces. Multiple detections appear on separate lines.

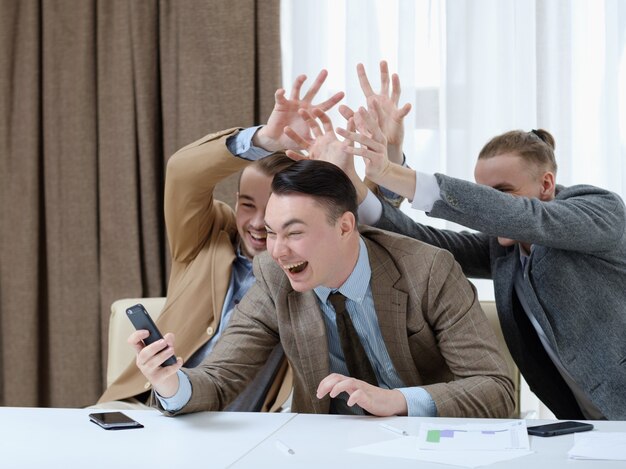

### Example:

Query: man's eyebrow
xmin=264 ymin=218 xmax=306 ymax=231
xmin=238 ymin=194 xmax=255 ymax=201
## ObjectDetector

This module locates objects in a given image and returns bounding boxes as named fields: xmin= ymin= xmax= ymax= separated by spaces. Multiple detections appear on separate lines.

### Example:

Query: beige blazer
xmin=170 ymin=227 xmax=515 ymax=418
xmin=98 ymin=128 xmax=292 ymax=410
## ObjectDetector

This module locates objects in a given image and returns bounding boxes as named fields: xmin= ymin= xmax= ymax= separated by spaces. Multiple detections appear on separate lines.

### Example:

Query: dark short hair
xmin=271 ymin=160 xmax=358 ymax=224
xmin=238 ymin=152 xmax=295 ymax=191
xmin=478 ymin=129 xmax=558 ymax=174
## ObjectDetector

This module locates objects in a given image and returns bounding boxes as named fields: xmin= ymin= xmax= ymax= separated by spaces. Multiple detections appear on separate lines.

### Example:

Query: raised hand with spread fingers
xmin=253 ymin=70 xmax=345 ymax=153
xmin=338 ymin=61 xmax=411 ymax=165
xmin=283 ymin=108 xmax=370 ymax=203
xmin=337 ymin=103 xmax=417 ymax=200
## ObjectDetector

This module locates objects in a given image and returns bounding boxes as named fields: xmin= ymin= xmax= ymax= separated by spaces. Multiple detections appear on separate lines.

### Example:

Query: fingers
xmin=302 ymin=69 xmax=328 ymax=102
xmin=136 ymin=337 xmax=173 ymax=368
xmin=289 ymin=74 xmax=307 ymax=101
xmin=311 ymin=108 xmax=334 ymax=133
xmin=299 ymin=109 xmax=323 ymax=137
xmin=391 ymin=73 xmax=401 ymax=103
xmin=316 ymin=374 xmax=373 ymax=407
xmin=128 ymin=330 xmax=149 ymax=353
xmin=274 ymin=88 xmax=288 ymax=106
xmin=355 ymin=105 xmax=387 ymax=143
xmin=338 ymin=104 xmax=355 ymax=121
xmin=395 ymin=102 xmax=412 ymax=120
xmin=379 ymin=60 xmax=390 ymax=95
xmin=356 ymin=62 xmax=374 ymax=97
xmin=285 ymin=149 xmax=309 ymax=161
xmin=343 ymin=144 xmax=388 ymax=165
xmin=315 ymin=91 xmax=345 ymax=112
xmin=337 ymin=125 xmax=386 ymax=164
xmin=284 ymin=124 xmax=313 ymax=148
xmin=326 ymin=376 xmax=367 ymax=399
xmin=316 ymin=373 xmax=349 ymax=398
xmin=345 ymin=117 xmax=356 ymax=147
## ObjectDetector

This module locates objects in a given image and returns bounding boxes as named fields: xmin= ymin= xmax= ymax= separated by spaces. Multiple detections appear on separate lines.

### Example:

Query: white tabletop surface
xmin=1 ymin=406 xmax=624 ymax=469
xmin=0 ymin=407 xmax=294 ymax=468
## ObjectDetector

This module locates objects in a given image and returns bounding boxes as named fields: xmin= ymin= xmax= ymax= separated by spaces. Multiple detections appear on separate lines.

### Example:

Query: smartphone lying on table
xmin=89 ymin=412 xmax=143 ymax=430
xmin=527 ymin=420 xmax=593 ymax=437
xmin=125 ymin=303 xmax=177 ymax=366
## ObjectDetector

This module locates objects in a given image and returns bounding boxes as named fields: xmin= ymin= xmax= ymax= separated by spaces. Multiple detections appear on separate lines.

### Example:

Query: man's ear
xmin=539 ymin=172 xmax=556 ymax=201
xmin=338 ymin=211 xmax=356 ymax=237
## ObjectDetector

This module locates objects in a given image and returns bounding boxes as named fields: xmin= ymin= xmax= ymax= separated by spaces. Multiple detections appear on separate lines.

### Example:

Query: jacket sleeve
xmin=416 ymin=249 xmax=516 ymax=418
xmin=160 ymin=257 xmax=281 ymax=415
xmin=164 ymin=128 xmax=248 ymax=263
xmin=374 ymin=198 xmax=493 ymax=279
xmin=431 ymin=174 xmax=626 ymax=253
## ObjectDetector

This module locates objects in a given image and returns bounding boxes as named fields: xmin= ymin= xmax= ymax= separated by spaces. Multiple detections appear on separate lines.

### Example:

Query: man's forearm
xmin=375 ymin=163 xmax=417 ymax=200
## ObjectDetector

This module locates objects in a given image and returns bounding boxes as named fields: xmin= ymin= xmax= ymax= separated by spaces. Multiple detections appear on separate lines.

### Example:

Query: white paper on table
xmin=568 ymin=432 xmax=626 ymax=460
xmin=349 ymin=436 xmax=533 ymax=468
xmin=416 ymin=420 xmax=529 ymax=451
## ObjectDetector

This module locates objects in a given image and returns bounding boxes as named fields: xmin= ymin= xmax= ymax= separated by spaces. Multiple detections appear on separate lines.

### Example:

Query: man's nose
xmin=271 ymin=236 xmax=288 ymax=258
xmin=251 ymin=208 xmax=265 ymax=228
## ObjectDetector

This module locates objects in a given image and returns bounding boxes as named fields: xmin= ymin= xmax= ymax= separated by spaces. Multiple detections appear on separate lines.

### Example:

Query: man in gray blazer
xmin=130 ymin=160 xmax=514 ymax=418
xmin=340 ymin=108 xmax=626 ymax=420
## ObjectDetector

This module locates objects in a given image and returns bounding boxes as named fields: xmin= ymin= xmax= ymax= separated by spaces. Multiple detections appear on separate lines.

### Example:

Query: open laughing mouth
xmin=249 ymin=231 xmax=267 ymax=244
xmin=283 ymin=261 xmax=308 ymax=274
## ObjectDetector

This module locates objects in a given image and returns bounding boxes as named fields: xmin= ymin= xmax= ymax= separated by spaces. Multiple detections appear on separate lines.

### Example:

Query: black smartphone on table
xmin=527 ymin=420 xmax=594 ymax=437
xmin=89 ymin=411 xmax=143 ymax=430
xmin=125 ymin=303 xmax=177 ymax=366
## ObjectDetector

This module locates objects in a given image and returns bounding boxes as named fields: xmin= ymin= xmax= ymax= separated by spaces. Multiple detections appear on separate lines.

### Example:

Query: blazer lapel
xmin=364 ymin=238 xmax=418 ymax=387
xmin=287 ymin=290 xmax=331 ymax=413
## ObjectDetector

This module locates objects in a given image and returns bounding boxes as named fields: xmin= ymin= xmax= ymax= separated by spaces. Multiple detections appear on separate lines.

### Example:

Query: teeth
xmin=284 ymin=261 xmax=308 ymax=274
xmin=250 ymin=232 xmax=267 ymax=240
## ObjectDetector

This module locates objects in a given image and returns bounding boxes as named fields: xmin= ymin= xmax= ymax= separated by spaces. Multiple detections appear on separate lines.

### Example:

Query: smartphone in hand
xmin=89 ymin=411 xmax=143 ymax=430
xmin=125 ymin=303 xmax=177 ymax=366
xmin=527 ymin=421 xmax=593 ymax=437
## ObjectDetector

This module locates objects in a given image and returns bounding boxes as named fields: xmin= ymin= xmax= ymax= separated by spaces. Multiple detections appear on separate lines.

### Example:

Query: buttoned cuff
xmin=397 ymin=386 xmax=438 ymax=417
xmin=225 ymin=125 xmax=274 ymax=160
xmin=156 ymin=370 xmax=192 ymax=412
xmin=357 ymin=189 xmax=383 ymax=225
xmin=410 ymin=171 xmax=441 ymax=212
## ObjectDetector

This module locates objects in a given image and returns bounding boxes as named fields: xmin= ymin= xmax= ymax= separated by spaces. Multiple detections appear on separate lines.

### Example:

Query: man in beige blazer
xmin=132 ymin=160 xmax=515 ymax=418
xmin=98 ymin=70 xmax=344 ymax=410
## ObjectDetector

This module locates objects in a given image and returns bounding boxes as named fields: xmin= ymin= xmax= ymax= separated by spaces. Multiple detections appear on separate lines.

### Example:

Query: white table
xmin=1 ymin=407 xmax=624 ymax=468
xmin=0 ymin=407 xmax=294 ymax=468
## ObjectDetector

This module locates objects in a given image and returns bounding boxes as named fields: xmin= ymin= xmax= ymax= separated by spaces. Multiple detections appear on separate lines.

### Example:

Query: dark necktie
xmin=328 ymin=292 xmax=378 ymax=386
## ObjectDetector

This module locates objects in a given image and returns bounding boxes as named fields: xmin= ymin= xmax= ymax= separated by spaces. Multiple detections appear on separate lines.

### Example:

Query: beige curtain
xmin=0 ymin=0 xmax=281 ymax=407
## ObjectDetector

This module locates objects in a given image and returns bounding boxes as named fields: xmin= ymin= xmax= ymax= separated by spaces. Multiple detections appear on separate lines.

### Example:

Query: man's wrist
xmin=252 ymin=126 xmax=281 ymax=152
xmin=155 ymin=373 xmax=181 ymax=399
xmin=387 ymin=143 xmax=403 ymax=165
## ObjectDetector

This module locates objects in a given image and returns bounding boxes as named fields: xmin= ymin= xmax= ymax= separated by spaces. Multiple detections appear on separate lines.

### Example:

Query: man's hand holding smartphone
xmin=127 ymin=305 xmax=183 ymax=399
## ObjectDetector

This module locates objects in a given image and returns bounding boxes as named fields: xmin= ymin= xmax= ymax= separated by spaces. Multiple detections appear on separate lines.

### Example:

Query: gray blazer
xmin=163 ymin=227 xmax=515 ymax=418
xmin=375 ymin=173 xmax=626 ymax=420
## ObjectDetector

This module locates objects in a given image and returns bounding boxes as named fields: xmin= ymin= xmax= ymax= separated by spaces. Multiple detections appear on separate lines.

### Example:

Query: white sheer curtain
xmin=281 ymin=0 xmax=626 ymax=211
xmin=281 ymin=0 xmax=626 ymax=287
xmin=281 ymin=0 xmax=626 ymax=419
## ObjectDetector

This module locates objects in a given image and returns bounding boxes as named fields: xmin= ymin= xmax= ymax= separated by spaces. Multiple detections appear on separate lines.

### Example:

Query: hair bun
xmin=531 ymin=129 xmax=556 ymax=150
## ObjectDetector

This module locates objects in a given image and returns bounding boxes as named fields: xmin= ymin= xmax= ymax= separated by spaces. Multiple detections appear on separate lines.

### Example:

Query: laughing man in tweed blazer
xmin=130 ymin=159 xmax=515 ymax=418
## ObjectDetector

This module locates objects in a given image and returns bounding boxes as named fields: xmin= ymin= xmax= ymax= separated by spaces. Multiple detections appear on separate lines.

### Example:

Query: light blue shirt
xmin=185 ymin=247 xmax=254 ymax=367
xmin=314 ymin=237 xmax=436 ymax=416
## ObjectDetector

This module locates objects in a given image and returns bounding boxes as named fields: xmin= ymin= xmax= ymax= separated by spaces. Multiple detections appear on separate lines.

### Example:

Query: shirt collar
xmin=235 ymin=244 xmax=253 ymax=268
xmin=314 ymin=237 xmax=371 ymax=305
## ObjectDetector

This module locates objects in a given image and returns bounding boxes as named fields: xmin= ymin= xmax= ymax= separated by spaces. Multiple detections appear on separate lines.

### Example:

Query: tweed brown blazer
xmin=171 ymin=227 xmax=515 ymax=418
xmin=98 ymin=128 xmax=292 ymax=409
